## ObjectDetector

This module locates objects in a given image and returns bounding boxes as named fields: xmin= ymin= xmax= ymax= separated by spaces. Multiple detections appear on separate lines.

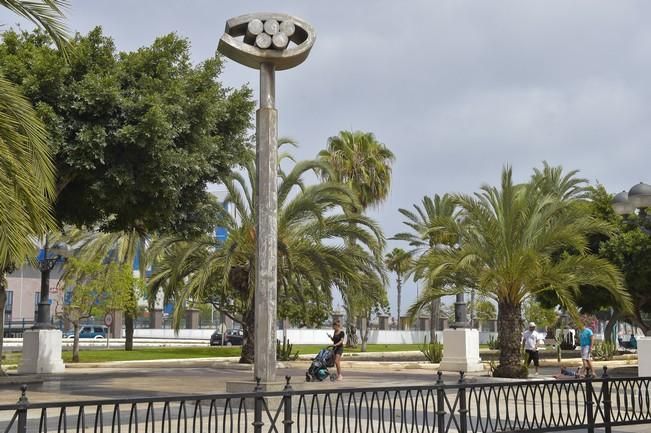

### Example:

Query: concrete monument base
xmin=18 ymin=329 xmax=65 ymax=374
xmin=439 ymin=328 xmax=484 ymax=372
xmin=638 ymin=337 xmax=651 ymax=377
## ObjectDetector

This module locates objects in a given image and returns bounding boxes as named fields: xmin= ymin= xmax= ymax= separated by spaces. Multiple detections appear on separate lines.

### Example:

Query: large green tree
xmin=0 ymin=27 xmax=253 ymax=234
xmin=0 ymin=27 xmax=254 ymax=351
xmin=409 ymin=166 xmax=630 ymax=378
xmin=0 ymin=0 xmax=69 ymax=374
xmin=318 ymin=130 xmax=394 ymax=345
xmin=148 ymin=151 xmax=386 ymax=363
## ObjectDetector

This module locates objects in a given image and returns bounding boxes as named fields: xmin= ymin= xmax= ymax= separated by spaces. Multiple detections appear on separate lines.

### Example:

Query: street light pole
xmin=217 ymin=13 xmax=315 ymax=385
xmin=34 ymin=240 xmax=68 ymax=329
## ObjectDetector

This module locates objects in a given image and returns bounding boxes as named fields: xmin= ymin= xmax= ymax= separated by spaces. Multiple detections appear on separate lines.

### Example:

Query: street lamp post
xmin=217 ymin=13 xmax=315 ymax=385
xmin=34 ymin=242 xmax=69 ymax=329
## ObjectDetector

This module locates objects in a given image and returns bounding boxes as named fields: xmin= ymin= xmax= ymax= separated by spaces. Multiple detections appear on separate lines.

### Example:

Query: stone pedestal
xmin=150 ymin=309 xmax=163 ymax=329
xmin=638 ymin=337 xmax=651 ymax=377
xmin=439 ymin=328 xmax=484 ymax=372
xmin=185 ymin=308 xmax=200 ymax=329
xmin=18 ymin=329 xmax=65 ymax=374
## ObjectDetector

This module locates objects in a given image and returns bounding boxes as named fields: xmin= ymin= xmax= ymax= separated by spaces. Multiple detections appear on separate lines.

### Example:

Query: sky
xmin=3 ymin=1 xmax=651 ymax=315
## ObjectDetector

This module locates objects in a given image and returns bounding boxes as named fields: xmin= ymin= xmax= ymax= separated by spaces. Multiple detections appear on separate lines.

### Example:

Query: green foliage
xmin=523 ymin=300 xmax=558 ymax=330
xmin=148 ymin=148 xmax=386 ymax=363
xmin=402 ymin=163 xmax=631 ymax=377
xmin=0 ymin=27 xmax=254 ymax=235
xmin=276 ymin=337 xmax=299 ymax=361
xmin=592 ymin=340 xmax=617 ymax=361
xmin=419 ymin=335 xmax=443 ymax=363
xmin=487 ymin=336 xmax=500 ymax=350
xmin=470 ymin=297 xmax=497 ymax=321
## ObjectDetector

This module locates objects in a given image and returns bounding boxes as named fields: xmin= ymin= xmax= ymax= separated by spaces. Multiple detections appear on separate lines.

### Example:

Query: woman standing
xmin=329 ymin=320 xmax=345 ymax=380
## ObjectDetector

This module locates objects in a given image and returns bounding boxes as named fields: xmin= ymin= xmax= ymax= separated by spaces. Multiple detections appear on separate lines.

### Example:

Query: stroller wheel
xmin=330 ymin=374 xmax=336 ymax=382
xmin=305 ymin=373 xmax=311 ymax=382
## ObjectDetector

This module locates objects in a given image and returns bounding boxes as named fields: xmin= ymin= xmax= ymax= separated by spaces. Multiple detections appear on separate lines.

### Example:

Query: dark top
xmin=331 ymin=331 xmax=345 ymax=354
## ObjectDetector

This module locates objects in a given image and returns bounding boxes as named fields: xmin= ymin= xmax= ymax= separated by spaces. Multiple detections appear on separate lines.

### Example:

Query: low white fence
xmin=132 ymin=328 xmax=499 ymax=345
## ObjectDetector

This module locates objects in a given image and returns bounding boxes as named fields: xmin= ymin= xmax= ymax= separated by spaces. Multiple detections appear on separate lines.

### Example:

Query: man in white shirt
xmin=522 ymin=322 xmax=543 ymax=376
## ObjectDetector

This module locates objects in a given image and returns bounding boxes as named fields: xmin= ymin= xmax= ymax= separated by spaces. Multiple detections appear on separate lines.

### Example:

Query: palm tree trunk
xmin=72 ymin=322 xmax=81 ymax=362
xmin=240 ymin=306 xmax=255 ymax=364
xmin=493 ymin=300 xmax=526 ymax=378
xmin=396 ymin=276 xmax=402 ymax=330
xmin=124 ymin=312 xmax=134 ymax=351
xmin=0 ymin=274 xmax=7 ymax=374
xmin=430 ymin=299 xmax=440 ymax=339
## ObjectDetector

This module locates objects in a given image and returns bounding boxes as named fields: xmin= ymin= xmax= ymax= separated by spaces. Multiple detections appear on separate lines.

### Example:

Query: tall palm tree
xmin=384 ymin=248 xmax=412 ymax=329
xmin=318 ymin=130 xmax=394 ymax=344
xmin=394 ymin=194 xmax=459 ymax=333
xmin=0 ymin=0 xmax=68 ymax=373
xmin=148 ymin=154 xmax=386 ymax=363
xmin=409 ymin=167 xmax=631 ymax=377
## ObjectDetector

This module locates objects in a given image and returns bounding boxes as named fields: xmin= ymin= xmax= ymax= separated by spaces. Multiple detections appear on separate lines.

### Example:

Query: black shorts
xmin=333 ymin=346 xmax=343 ymax=356
xmin=526 ymin=349 xmax=539 ymax=367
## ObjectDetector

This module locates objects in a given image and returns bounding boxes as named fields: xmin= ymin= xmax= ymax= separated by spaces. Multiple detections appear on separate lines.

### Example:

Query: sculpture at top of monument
xmin=218 ymin=13 xmax=316 ymax=70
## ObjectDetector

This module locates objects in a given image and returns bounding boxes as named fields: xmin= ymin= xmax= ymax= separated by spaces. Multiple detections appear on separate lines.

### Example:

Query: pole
xmin=34 ymin=243 xmax=54 ymax=330
xmin=254 ymin=62 xmax=278 ymax=383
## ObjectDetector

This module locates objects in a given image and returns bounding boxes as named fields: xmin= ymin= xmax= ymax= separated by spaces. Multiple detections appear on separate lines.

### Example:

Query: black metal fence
xmin=1 ymin=367 xmax=650 ymax=433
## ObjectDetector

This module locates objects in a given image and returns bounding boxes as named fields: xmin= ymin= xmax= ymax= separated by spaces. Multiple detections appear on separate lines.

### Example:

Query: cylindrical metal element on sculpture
xmin=255 ymin=33 xmax=272 ymax=49
xmin=279 ymin=21 xmax=295 ymax=37
xmin=254 ymin=62 xmax=278 ymax=383
xmin=272 ymin=33 xmax=289 ymax=50
xmin=263 ymin=19 xmax=280 ymax=35
xmin=244 ymin=18 xmax=264 ymax=44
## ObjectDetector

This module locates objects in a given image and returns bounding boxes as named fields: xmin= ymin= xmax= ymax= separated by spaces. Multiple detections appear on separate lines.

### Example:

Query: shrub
xmin=419 ymin=335 xmax=444 ymax=363
xmin=487 ymin=336 xmax=500 ymax=350
xmin=592 ymin=340 xmax=617 ymax=361
xmin=276 ymin=337 xmax=299 ymax=361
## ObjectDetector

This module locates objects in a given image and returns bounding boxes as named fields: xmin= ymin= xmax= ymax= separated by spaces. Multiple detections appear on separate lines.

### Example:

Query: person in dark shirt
xmin=328 ymin=320 xmax=345 ymax=380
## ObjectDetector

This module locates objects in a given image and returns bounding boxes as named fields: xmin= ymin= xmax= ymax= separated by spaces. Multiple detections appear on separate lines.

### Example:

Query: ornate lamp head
xmin=218 ymin=13 xmax=316 ymax=70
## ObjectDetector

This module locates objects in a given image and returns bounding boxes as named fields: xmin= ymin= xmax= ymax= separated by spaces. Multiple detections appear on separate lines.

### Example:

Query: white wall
xmin=132 ymin=328 xmax=499 ymax=345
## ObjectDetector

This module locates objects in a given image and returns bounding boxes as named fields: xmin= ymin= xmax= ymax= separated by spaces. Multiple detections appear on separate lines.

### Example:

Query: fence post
xmin=16 ymin=385 xmax=29 ymax=433
xmin=585 ymin=372 xmax=595 ymax=433
xmin=601 ymin=366 xmax=612 ymax=433
xmin=458 ymin=371 xmax=468 ymax=433
xmin=283 ymin=376 xmax=293 ymax=433
xmin=436 ymin=371 xmax=446 ymax=433
xmin=253 ymin=377 xmax=263 ymax=433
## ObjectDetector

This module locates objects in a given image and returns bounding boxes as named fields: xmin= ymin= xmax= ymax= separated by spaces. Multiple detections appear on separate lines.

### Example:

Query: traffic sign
xmin=104 ymin=313 xmax=114 ymax=327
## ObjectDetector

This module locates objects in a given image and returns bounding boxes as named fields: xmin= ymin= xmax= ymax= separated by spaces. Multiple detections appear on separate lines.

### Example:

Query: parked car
xmin=210 ymin=329 xmax=244 ymax=346
xmin=64 ymin=326 xmax=108 ymax=339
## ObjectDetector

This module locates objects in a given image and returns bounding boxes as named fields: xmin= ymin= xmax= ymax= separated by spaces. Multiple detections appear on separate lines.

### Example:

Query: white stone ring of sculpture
xmin=218 ymin=13 xmax=316 ymax=70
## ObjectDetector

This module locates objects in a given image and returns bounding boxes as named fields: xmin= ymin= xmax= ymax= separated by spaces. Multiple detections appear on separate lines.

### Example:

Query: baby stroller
xmin=305 ymin=346 xmax=336 ymax=382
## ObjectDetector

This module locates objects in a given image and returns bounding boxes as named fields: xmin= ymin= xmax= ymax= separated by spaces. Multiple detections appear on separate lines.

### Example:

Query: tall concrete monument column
xmin=218 ymin=13 xmax=315 ymax=385
xmin=439 ymin=292 xmax=483 ymax=373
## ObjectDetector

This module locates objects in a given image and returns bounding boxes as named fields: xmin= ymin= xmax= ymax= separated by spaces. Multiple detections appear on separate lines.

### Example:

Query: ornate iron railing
xmin=1 ymin=367 xmax=649 ymax=433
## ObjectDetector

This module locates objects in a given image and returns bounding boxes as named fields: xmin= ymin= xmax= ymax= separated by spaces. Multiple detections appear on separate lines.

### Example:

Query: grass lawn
xmin=2 ymin=344 xmax=423 ymax=365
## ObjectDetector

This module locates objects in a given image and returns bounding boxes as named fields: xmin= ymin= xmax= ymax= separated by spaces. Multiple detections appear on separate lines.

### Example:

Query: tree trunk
xmin=240 ymin=306 xmax=255 ymax=364
xmin=124 ymin=312 xmax=134 ymax=351
xmin=604 ymin=311 xmax=622 ymax=345
xmin=430 ymin=299 xmax=440 ymax=340
xmin=396 ymin=276 xmax=402 ymax=330
xmin=360 ymin=316 xmax=368 ymax=352
xmin=0 ymin=274 xmax=6 ymax=374
xmin=72 ymin=322 xmax=81 ymax=362
xmin=493 ymin=300 xmax=526 ymax=378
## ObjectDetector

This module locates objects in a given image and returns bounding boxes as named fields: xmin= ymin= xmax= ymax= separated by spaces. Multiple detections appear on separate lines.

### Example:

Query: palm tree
xmin=318 ymin=130 xmax=394 ymax=344
xmin=384 ymin=248 xmax=412 ymax=329
xmin=0 ymin=0 xmax=68 ymax=373
xmin=148 ymin=153 xmax=386 ymax=363
xmin=394 ymin=194 xmax=459 ymax=333
xmin=409 ymin=167 xmax=631 ymax=377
